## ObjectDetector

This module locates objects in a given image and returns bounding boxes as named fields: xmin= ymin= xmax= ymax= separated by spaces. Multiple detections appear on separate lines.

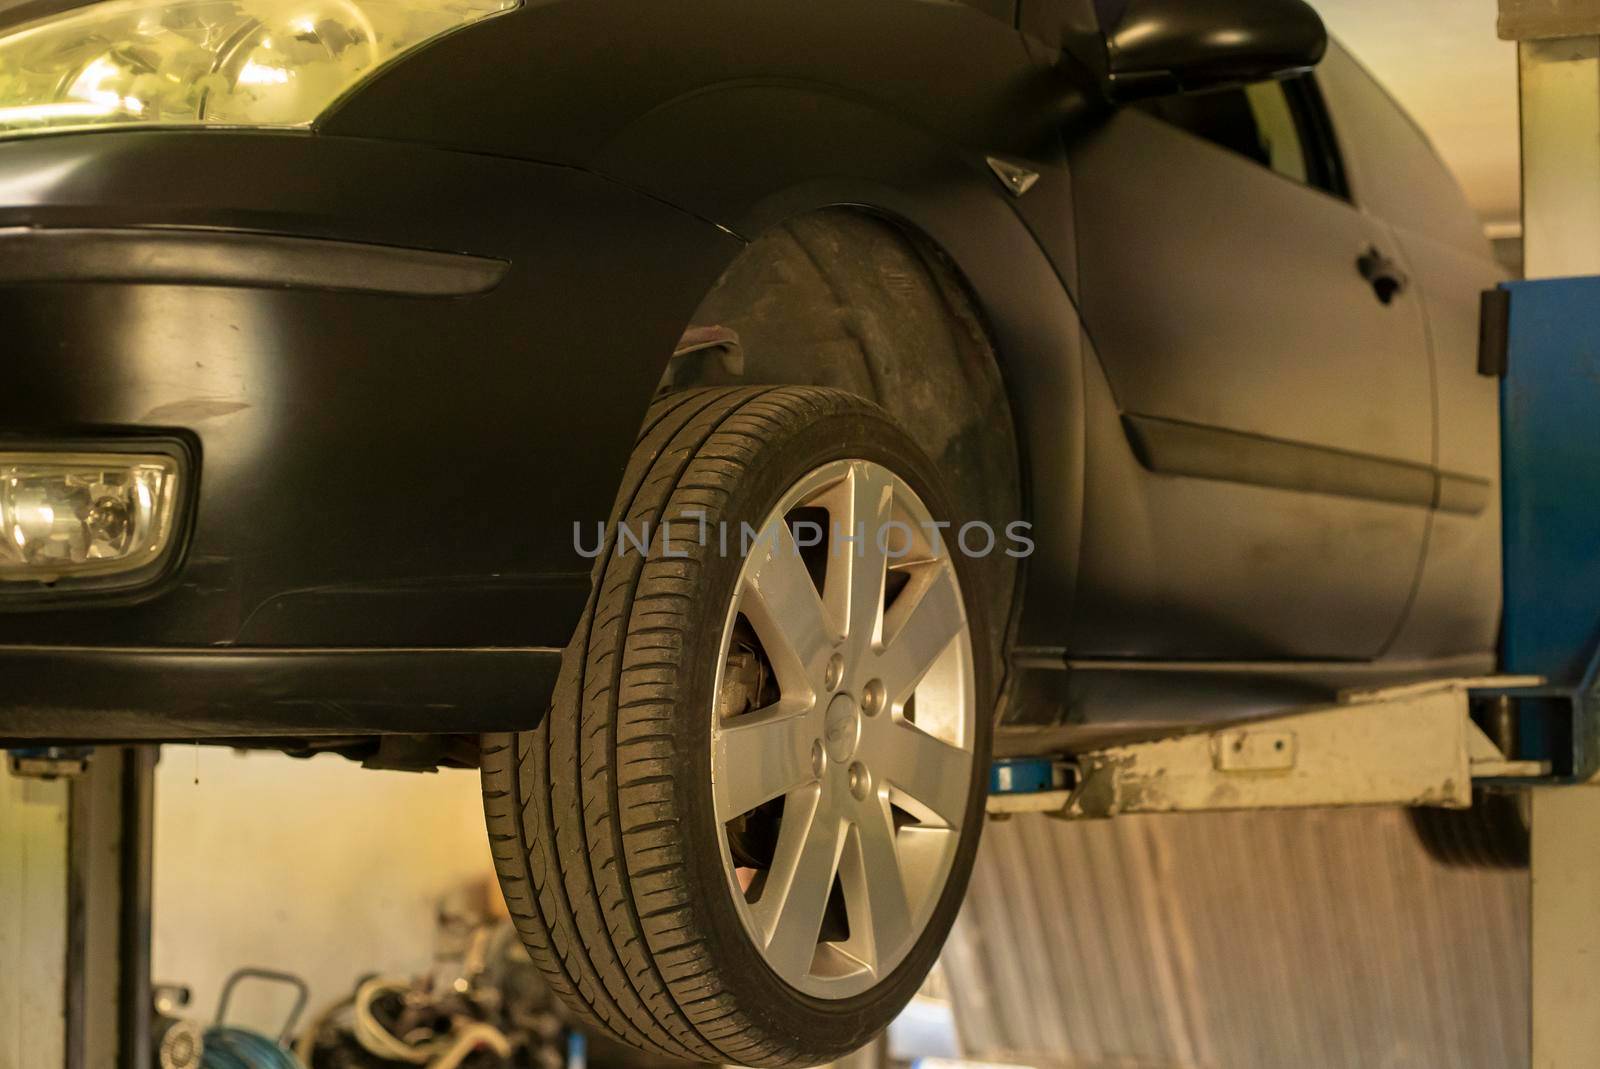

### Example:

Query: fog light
xmin=0 ymin=453 xmax=180 ymax=584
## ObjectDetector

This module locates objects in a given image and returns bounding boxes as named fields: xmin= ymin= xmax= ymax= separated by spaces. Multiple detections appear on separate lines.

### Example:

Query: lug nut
xmin=862 ymin=678 xmax=886 ymax=716
xmin=811 ymin=739 xmax=825 ymax=779
xmin=825 ymin=653 xmax=844 ymax=692
xmin=848 ymin=761 xmax=871 ymax=800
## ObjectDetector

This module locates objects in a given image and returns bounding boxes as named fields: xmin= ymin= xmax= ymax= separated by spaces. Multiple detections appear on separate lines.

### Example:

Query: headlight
xmin=0 ymin=0 xmax=516 ymax=138
xmin=0 ymin=452 xmax=181 ymax=585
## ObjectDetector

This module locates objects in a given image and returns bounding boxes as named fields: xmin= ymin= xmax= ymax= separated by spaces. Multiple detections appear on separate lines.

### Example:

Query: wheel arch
xmin=663 ymin=207 xmax=1028 ymax=669
xmin=590 ymin=76 xmax=1089 ymax=659
xmin=648 ymin=176 xmax=1087 ymax=723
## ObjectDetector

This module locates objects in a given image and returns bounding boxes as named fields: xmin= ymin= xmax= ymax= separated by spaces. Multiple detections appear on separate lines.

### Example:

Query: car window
xmin=1137 ymin=77 xmax=1346 ymax=198
xmin=1243 ymin=82 xmax=1307 ymax=184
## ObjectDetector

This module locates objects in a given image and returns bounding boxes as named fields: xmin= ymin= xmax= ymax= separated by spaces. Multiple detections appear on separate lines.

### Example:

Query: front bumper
xmin=0 ymin=130 xmax=741 ymax=738
xmin=0 ymin=644 xmax=562 ymax=742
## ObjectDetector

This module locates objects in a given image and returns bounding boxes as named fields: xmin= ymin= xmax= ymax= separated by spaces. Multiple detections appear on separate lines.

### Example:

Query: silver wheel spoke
xmin=743 ymin=520 xmax=835 ymax=697
xmin=874 ymin=564 xmax=965 ymax=708
xmin=873 ymin=721 xmax=973 ymax=828
xmin=841 ymin=795 xmax=913 ymax=974
xmin=751 ymin=785 xmax=846 ymax=979
xmin=829 ymin=462 xmax=894 ymax=659
xmin=713 ymin=700 xmax=818 ymax=821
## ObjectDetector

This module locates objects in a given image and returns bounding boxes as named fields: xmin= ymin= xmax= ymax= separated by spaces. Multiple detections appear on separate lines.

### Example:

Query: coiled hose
xmin=200 ymin=1026 xmax=305 ymax=1069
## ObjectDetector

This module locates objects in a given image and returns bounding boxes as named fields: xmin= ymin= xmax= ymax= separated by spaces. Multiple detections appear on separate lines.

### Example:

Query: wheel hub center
xmin=823 ymin=692 xmax=862 ymax=764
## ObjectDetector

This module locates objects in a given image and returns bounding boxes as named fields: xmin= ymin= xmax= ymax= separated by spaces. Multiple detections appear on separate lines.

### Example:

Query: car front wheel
xmin=483 ymin=386 xmax=994 ymax=1066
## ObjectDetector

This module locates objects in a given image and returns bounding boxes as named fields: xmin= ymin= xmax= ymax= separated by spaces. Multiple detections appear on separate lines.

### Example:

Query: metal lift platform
xmin=990 ymin=674 xmax=1552 ymax=821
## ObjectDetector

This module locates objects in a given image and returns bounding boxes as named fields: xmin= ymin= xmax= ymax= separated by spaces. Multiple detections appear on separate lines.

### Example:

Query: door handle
xmin=1358 ymin=246 xmax=1408 ymax=305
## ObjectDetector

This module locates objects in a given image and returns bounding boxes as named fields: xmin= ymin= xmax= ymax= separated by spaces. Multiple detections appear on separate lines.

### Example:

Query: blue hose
xmin=201 ymin=1026 xmax=305 ymax=1069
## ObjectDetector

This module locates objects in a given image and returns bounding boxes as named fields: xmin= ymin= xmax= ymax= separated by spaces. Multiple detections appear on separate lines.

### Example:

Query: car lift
xmin=5 ymin=4 xmax=1600 ymax=1068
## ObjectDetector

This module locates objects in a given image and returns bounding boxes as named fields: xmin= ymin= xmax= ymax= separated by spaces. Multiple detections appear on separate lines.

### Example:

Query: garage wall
xmin=944 ymin=809 xmax=1528 ymax=1069
xmin=151 ymin=748 xmax=494 ymax=1033
xmin=1314 ymin=0 xmax=1520 ymax=231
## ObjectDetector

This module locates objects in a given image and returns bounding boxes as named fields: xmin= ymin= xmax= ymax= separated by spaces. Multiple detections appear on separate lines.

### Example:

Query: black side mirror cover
xmin=1096 ymin=0 xmax=1327 ymax=102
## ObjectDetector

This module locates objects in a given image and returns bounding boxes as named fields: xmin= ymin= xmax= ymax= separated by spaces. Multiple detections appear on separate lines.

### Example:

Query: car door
xmin=1065 ymin=73 xmax=1437 ymax=660
xmin=1311 ymin=42 xmax=1504 ymax=662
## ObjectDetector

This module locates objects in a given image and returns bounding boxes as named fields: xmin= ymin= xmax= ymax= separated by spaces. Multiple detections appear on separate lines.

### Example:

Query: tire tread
xmin=485 ymin=387 xmax=946 ymax=1066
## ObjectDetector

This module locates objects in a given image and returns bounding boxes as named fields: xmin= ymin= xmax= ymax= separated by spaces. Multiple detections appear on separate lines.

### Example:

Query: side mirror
xmin=1093 ymin=0 xmax=1328 ymax=102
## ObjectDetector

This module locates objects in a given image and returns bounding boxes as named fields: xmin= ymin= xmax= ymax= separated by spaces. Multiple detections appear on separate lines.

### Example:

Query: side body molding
xmin=1123 ymin=414 xmax=1492 ymax=516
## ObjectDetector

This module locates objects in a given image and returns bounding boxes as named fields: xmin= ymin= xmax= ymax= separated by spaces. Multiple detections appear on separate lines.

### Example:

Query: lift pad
xmin=988 ymin=676 xmax=1545 ymax=819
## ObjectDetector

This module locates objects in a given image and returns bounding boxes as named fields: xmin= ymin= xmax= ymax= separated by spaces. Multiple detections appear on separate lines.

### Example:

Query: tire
xmin=483 ymin=386 xmax=995 ymax=1066
xmin=1409 ymin=790 xmax=1530 ymax=869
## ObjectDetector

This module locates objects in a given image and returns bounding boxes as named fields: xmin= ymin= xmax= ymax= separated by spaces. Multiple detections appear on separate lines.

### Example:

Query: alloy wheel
xmin=710 ymin=458 xmax=976 ymax=999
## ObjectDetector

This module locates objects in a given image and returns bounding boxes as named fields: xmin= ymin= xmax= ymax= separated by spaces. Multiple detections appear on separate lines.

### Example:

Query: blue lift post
xmin=1496 ymin=271 xmax=1600 ymax=1069
xmin=1497 ymin=276 xmax=1600 ymax=782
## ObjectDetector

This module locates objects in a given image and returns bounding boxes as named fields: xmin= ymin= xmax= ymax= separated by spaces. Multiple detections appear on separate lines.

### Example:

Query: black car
xmin=0 ymin=0 xmax=1501 ymax=1061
